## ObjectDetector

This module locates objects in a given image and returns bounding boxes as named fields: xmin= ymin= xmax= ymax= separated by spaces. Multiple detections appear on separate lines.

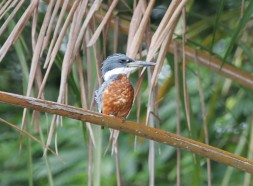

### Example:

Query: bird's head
xmin=101 ymin=53 xmax=155 ymax=81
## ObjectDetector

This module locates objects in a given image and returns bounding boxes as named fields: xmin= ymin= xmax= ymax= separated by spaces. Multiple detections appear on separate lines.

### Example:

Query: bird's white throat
xmin=103 ymin=67 xmax=136 ymax=81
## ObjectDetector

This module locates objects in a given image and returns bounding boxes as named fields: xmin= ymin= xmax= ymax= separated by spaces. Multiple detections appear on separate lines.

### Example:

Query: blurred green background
xmin=1 ymin=0 xmax=253 ymax=185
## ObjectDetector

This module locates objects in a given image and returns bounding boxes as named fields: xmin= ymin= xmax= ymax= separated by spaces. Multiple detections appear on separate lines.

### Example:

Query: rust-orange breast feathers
xmin=102 ymin=75 xmax=134 ymax=118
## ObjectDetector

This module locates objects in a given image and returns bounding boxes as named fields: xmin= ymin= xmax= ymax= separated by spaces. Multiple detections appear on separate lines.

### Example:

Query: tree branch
xmin=0 ymin=90 xmax=253 ymax=173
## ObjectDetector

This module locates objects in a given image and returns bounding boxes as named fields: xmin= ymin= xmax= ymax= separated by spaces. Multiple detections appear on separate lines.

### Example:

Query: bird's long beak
xmin=126 ymin=61 xmax=156 ymax=67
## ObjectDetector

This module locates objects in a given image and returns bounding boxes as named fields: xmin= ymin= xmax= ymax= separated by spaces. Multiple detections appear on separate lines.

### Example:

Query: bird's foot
xmin=121 ymin=117 xmax=126 ymax=123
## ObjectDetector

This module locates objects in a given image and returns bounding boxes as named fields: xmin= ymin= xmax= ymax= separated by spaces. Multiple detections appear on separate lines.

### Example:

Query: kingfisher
xmin=95 ymin=53 xmax=155 ymax=121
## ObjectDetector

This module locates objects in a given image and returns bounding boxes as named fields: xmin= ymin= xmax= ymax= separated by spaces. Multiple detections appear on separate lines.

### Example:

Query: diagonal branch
xmin=0 ymin=90 xmax=253 ymax=174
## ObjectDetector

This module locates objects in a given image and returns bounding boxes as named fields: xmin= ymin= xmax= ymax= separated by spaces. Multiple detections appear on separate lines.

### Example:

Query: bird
xmin=95 ymin=53 xmax=155 ymax=121
xmin=95 ymin=53 xmax=155 ymax=154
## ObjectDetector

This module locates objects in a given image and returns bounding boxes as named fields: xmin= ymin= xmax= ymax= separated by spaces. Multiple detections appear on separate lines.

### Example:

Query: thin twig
xmin=44 ymin=0 xmax=69 ymax=68
xmin=0 ymin=0 xmax=24 ymax=36
xmin=195 ymin=57 xmax=212 ymax=186
xmin=174 ymin=42 xmax=181 ymax=186
xmin=76 ymin=54 xmax=95 ymax=146
xmin=87 ymin=0 xmax=119 ymax=47
xmin=182 ymin=8 xmax=191 ymax=132
xmin=0 ymin=117 xmax=60 ymax=160
xmin=0 ymin=0 xmax=39 ymax=62
xmin=240 ymin=0 xmax=245 ymax=18
xmin=126 ymin=0 xmax=144 ymax=55
xmin=127 ymin=0 xmax=155 ymax=58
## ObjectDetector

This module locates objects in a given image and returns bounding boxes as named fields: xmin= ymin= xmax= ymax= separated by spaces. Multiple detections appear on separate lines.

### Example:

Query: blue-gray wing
xmin=95 ymin=80 xmax=110 ymax=113
xmin=95 ymin=85 xmax=103 ymax=113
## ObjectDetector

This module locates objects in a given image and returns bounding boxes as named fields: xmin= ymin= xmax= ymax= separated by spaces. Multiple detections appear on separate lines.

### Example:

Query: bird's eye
xmin=120 ymin=59 xmax=131 ymax=64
